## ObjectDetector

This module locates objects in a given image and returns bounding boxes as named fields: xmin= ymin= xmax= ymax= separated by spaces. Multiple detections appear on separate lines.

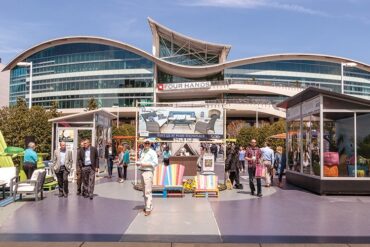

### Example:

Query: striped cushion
xmin=153 ymin=165 xmax=166 ymax=186
xmin=196 ymin=175 xmax=218 ymax=190
xmin=165 ymin=164 xmax=185 ymax=186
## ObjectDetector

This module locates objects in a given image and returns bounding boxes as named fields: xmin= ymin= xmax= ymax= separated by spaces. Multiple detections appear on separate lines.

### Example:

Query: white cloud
xmin=183 ymin=0 xmax=328 ymax=16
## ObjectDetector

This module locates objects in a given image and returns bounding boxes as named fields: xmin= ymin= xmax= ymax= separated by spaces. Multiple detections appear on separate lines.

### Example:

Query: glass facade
xmin=157 ymin=70 xmax=223 ymax=84
xmin=225 ymin=60 xmax=370 ymax=97
xmin=7 ymin=39 xmax=370 ymax=112
xmin=9 ymin=43 xmax=154 ymax=108
xmin=159 ymin=37 xmax=219 ymax=66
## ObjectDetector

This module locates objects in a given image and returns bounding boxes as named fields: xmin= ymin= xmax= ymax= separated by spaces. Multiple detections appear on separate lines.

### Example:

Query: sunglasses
xmin=144 ymin=142 xmax=150 ymax=145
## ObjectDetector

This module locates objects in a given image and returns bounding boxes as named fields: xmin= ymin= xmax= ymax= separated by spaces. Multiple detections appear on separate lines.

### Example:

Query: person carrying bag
xmin=245 ymin=139 xmax=263 ymax=197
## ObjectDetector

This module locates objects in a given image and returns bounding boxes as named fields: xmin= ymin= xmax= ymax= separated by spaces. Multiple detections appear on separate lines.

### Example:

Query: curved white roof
xmin=3 ymin=36 xmax=370 ymax=78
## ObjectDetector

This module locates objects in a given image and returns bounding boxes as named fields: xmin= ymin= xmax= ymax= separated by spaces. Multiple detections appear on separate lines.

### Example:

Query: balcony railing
xmin=205 ymin=97 xmax=284 ymax=105
xmin=210 ymin=79 xmax=335 ymax=91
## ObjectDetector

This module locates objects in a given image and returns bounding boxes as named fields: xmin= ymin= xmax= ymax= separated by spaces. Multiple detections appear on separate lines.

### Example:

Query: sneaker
xmin=119 ymin=179 xmax=124 ymax=183
xmin=144 ymin=210 xmax=151 ymax=216
xmin=257 ymin=193 xmax=263 ymax=197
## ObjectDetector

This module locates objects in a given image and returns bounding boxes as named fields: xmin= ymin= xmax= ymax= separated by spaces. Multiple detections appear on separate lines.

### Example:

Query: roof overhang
xmin=49 ymin=109 xmax=116 ymax=123
xmin=277 ymin=87 xmax=370 ymax=109
xmin=148 ymin=17 xmax=231 ymax=59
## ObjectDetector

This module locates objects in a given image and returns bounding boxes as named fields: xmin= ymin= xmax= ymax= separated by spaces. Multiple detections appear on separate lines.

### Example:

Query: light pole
xmin=341 ymin=62 xmax=357 ymax=94
xmin=17 ymin=62 xmax=33 ymax=109
xmin=256 ymin=108 xmax=259 ymax=128
xmin=112 ymin=105 xmax=119 ymax=128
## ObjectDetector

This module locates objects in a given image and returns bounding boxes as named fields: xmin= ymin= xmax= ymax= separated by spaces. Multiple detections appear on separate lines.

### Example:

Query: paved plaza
xmin=1 ymin=162 xmax=370 ymax=244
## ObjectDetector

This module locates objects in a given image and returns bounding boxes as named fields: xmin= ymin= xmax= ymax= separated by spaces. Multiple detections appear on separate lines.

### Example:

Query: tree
xmin=86 ymin=97 xmax=99 ymax=111
xmin=236 ymin=119 xmax=286 ymax=150
xmin=0 ymin=97 xmax=57 ymax=159
xmin=112 ymin=123 xmax=136 ymax=147
xmin=49 ymin=101 xmax=61 ymax=118
xmin=227 ymin=120 xmax=248 ymax=138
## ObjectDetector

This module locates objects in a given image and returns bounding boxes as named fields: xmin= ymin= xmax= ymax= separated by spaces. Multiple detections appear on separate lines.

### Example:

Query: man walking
xmin=137 ymin=139 xmax=158 ymax=216
xmin=260 ymin=142 xmax=275 ymax=187
xmin=52 ymin=141 xmax=73 ymax=198
xmin=105 ymin=140 xmax=116 ymax=179
xmin=78 ymin=139 xmax=99 ymax=200
xmin=210 ymin=143 xmax=218 ymax=162
xmin=245 ymin=139 xmax=263 ymax=197
xmin=76 ymin=140 xmax=84 ymax=196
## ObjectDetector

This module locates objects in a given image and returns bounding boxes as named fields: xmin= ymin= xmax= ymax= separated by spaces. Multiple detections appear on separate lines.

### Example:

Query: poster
xmin=138 ymin=106 xmax=224 ymax=140
xmin=202 ymin=154 xmax=215 ymax=173
xmin=58 ymin=129 xmax=74 ymax=151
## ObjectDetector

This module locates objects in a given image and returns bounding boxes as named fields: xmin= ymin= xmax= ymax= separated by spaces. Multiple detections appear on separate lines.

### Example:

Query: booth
xmin=49 ymin=109 xmax=116 ymax=172
xmin=135 ymin=102 xmax=226 ymax=184
xmin=277 ymin=87 xmax=370 ymax=195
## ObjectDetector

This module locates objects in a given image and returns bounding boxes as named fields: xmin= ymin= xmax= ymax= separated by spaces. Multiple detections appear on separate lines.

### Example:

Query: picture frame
xmin=202 ymin=154 xmax=215 ymax=173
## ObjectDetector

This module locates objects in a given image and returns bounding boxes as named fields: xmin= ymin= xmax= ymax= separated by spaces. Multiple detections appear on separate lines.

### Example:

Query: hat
xmin=143 ymin=139 xmax=151 ymax=144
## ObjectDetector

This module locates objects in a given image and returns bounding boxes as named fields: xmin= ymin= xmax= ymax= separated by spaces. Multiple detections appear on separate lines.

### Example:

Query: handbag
xmin=255 ymin=164 xmax=266 ymax=178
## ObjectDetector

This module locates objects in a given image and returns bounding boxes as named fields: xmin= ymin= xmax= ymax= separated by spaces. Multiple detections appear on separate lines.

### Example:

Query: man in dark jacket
xmin=210 ymin=144 xmax=218 ymax=162
xmin=225 ymin=145 xmax=242 ymax=189
xmin=77 ymin=139 xmax=99 ymax=200
xmin=104 ymin=140 xmax=116 ymax=179
xmin=76 ymin=140 xmax=84 ymax=196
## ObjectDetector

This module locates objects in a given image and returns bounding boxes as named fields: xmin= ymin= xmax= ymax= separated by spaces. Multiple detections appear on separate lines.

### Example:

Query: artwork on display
xmin=138 ymin=106 xmax=224 ymax=140
xmin=58 ymin=129 xmax=74 ymax=151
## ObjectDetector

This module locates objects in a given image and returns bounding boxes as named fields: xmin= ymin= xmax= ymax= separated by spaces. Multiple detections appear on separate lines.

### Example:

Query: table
xmin=0 ymin=180 xmax=6 ymax=199
xmin=172 ymin=119 xmax=194 ymax=129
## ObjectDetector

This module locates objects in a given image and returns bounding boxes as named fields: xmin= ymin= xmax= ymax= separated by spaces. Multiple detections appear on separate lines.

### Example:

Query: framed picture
xmin=202 ymin=154 xmax=215 ymax=172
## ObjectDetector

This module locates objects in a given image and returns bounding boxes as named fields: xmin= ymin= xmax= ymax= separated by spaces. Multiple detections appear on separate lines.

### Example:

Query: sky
xmin=1 ymin=0 xmax=370 ymax=65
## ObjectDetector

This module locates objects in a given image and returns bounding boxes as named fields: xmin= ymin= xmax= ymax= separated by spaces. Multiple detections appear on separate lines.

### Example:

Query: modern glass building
xmin=3 ymin=18 xmax=370 ymax=121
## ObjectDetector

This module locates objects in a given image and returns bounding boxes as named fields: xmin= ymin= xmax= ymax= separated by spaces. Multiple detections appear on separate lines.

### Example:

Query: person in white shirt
xmin=137 ymin=139 xmax=158 ymax=216
xmin=52 ymin=141 xmax=73 ymax=198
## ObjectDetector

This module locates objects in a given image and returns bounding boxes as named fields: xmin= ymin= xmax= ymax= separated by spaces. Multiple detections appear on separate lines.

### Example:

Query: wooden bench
xmin=194 ymin=174 xmax=219 ymax=198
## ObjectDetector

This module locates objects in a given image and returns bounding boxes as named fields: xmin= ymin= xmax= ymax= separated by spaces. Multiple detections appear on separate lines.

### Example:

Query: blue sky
xmin=1 ymin=0 xmax=370 ymax=64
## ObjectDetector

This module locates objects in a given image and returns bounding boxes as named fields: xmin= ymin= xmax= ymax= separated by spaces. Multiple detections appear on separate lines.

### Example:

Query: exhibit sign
xmin=302 ymin=97 xmax=320 ymax=116
xmin=157 ymin=81 xmax=211 ymax=91
xmin=58 ymin=129 xmax=74 ymax=151
xmin=138 ymin=106 xmax=224 ymax=140
xmin=202 ymin=154 xmax=215 ymax=174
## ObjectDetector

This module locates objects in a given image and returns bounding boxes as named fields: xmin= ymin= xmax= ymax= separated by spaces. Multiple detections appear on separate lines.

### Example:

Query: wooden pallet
xmin=194 ymin=189 xmax=219 ymax=198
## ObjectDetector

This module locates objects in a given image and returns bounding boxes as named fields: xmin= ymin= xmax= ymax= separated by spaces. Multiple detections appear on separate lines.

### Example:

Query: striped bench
xmin=194 ymin=174 xmax=219 ymax=198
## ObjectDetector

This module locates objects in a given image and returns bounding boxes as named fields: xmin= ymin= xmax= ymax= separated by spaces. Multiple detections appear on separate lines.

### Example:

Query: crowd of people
xmin=20 ymin=136 xmax=287 ymax=217
xmin=225 ymin=140 xmax=286 ymax=197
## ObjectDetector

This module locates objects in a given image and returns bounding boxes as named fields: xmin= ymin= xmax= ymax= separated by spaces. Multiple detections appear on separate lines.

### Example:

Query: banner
xmin=138 ymin=106 xmax=224 ymax=140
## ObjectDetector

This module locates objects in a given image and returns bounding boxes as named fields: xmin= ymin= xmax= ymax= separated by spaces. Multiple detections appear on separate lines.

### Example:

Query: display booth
xmin=135 ymin=102 xmax=226 ymax=184
xmin=49 ymin=109 xmax=116 ymax=173
xmin=277 ymin=87 xmax=370 ymax=195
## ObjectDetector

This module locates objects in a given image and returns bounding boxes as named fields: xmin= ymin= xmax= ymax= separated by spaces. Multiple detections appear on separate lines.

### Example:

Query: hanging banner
xmin=138 ymin=106 xmax=224 ymax=140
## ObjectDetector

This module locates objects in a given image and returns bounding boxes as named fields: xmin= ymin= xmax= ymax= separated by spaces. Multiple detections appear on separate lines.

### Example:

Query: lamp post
xmin=112 ymin=105 xmax=119 ymax=128
xmin=341 ymin=62 xmax=357 ymax=94
xmin=17 ymin=62 xmax=33 ymax=109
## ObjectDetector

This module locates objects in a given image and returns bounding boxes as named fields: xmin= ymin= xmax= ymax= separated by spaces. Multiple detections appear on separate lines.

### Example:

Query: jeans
xmin=248 ymin=166 xmax=261 ymax=195
xmin=107 ymin=157 xmax=114 ymax=177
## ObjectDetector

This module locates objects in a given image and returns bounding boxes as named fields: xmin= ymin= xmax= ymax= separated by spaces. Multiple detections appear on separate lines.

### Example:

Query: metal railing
xmin=210 ymin=79 xmax=335 ymax=91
